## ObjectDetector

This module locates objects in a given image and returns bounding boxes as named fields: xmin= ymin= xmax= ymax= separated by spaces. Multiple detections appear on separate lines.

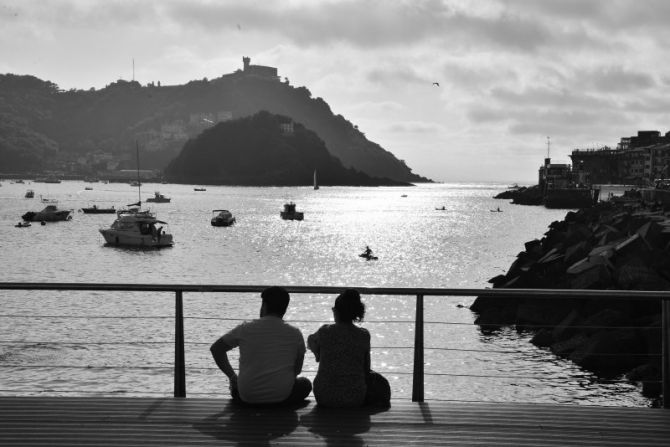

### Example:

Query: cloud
xmin=573 ymin=66 xmax=656 ymax=93
xmin=386 ymin=121 xmax=444 ymax=134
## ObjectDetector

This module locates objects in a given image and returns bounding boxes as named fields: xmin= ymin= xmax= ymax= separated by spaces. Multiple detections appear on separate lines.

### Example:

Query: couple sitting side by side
xmin=210 ymin=287 xmax=390 ymax=408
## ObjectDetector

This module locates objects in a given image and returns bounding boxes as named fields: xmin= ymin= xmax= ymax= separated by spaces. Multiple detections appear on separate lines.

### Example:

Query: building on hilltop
xmin=242 ymin=56 xmax=280 ymax=81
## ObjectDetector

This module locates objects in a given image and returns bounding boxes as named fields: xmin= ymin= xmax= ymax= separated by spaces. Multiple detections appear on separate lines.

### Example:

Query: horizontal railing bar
xmin=1 ymin=282 xmax=668 ymax=301
xmin=0 ymin=315 xmax=659 ymax=331
xmin=0 ymin=364 xmax=646 ymax=384
xmin=0 ymin=340 xmax=658 ymax=357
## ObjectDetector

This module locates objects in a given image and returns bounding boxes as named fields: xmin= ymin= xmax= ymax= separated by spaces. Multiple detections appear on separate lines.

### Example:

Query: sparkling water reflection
xmin=0 ymin=181 xmax=653 ymax=406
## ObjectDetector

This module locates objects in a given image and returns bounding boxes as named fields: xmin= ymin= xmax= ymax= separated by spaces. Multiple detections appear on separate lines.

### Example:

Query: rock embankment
xmin=471 ymin=199 xmax=670 ymax=399
xmin=494 ymin=185 xmax=543 ymax=205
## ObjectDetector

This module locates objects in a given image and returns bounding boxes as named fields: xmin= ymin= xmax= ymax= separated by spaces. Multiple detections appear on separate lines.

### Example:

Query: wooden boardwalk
xmin=1 ymin=397 xmax=669 ymax=446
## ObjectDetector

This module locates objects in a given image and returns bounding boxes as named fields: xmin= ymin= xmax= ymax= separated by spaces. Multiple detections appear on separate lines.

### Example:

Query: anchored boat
xmin=99 ymin=208 xmax=173 ymax=247
xmin=280 ymin=202 xmax=304 ymax=221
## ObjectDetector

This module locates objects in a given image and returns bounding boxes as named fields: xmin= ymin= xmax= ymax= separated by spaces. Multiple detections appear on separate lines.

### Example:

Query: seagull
xmin=432 ymin=82 xmax=440 ymax=87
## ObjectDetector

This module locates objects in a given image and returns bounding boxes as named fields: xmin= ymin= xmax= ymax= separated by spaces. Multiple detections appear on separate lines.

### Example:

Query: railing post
xmin=174 ymin=290 xmax=186 ymax=398
xmin=412 ymin=293 xmax=424 ymax=402
xmin=663 ymin=298 xmax=669 ymax=409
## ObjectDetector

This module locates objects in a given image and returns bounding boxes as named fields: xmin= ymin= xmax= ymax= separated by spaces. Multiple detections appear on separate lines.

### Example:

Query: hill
xmin=165 ymin=111 xmax=409 ymax=186
xmin=0 ymin=61 xmax=430 ymax=183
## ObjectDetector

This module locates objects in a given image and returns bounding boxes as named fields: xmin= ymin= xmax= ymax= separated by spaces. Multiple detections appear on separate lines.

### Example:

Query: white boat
xmin=280 ymin=202 xmax=304 ymax=220
xmin=99 ymin=208 xmax=173 ymax=247
xmin=99 ymin=143 xmax=174 ymax=248
xmin=211 ymin=209 xmax=236 ymax=227
xmin=22 ymin=204 xmax=73 ymax=222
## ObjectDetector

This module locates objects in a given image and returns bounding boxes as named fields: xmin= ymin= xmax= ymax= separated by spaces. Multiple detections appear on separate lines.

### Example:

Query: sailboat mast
xmin=136 ymin=142 xmax=141 ymax=205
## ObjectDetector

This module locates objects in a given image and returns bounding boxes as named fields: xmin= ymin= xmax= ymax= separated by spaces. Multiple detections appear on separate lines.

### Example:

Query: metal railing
xmin=0 ymin=282 xmax=668 ymax=407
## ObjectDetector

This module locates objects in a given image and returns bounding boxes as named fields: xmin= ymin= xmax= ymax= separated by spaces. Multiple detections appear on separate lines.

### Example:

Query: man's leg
xmin=282 ymin=376 xmax=312 ymax=404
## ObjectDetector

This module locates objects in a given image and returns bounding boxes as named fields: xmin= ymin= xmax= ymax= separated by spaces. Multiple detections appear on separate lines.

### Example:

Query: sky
xmin=2 ymin=0 xmax=670 ymax=183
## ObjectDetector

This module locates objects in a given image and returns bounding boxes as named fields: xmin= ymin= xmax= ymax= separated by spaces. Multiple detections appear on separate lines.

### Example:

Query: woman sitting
xmin=307 ymin=289 xmax=390 ymax=408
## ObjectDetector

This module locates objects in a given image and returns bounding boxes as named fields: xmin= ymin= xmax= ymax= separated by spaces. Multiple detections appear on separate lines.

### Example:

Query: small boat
xmin=280 ymin=202 xmax=304 ymax=220
xmin=40 ymin=195 xmax=57 ymax=204
xmin=15 ymin=179 xmax=25 ymax=184
xmin=130 ymin=180 xmax=141 ymax=187
xmin=25 ymin=189 xmax=35 ymax=198
xmin=85 ymin=186 xmax=93 ymax=191
xmin=15 ymin=221 xmax=31 ymax=228
xmin=21 ymin=205 xmax=73 ymax=222
xmin=211 ymin=209 xmax=236 ymax=227
xmin=401 ymin=194 xmax=408 ymax=198
xmin=359 ymin=246 xmax=378 ymax=261
xmin=359 ymin=252 xmax=378 ymax=261
xmin=81 ymin=205 xmax=116 ymax=214
xmin=146 ymin=191 xmax=171 ymax=203
xmin=435 ymin=206 xmax=446 ymax=210
xmin=194 ymin=187 xmax=207 ymax=192
xmin=99 ymin=208 xmax=173 ymax=248
xmin=490 ymin=207 xmax=503 ymax=212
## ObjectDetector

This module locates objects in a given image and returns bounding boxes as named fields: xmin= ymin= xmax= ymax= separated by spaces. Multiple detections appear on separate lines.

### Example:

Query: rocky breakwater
xmin=494 ymin=185 xmax=543 ymax=205
xmin=471 ymin=200 xmax=670 ymax=400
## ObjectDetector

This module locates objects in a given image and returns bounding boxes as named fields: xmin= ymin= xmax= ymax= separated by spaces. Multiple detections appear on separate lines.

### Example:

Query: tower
xmin=242 ymin=56 xmax=250 ymax=72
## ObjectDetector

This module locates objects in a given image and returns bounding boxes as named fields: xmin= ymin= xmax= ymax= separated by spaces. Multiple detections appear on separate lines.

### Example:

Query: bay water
xmin=0 ymin=181 xmax=653 ymax=406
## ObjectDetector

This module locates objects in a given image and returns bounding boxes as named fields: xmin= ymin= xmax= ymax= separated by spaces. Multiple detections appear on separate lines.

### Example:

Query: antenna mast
xmin=546 ymin=136 xmax=551 ymax=158
xmin=132 ymin=58 xmax=135 ymax=82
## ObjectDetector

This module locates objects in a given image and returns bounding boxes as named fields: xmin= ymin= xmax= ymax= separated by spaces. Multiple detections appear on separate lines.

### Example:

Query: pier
xmin=1 ymin=283 xmax=668 ymax=445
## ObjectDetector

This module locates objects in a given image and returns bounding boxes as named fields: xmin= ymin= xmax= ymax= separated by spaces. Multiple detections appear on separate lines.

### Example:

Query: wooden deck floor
xmin=1 ymin=396 xmax=669 ymax=446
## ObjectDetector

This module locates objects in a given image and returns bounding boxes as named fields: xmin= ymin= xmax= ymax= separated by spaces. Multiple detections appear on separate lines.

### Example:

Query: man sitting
xmin=210 ymin=286 xmax=312 ymax=405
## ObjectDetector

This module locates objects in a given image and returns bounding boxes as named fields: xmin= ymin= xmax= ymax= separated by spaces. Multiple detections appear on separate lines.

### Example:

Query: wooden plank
xmin=0 ymin=397 xmax=669 ymax=446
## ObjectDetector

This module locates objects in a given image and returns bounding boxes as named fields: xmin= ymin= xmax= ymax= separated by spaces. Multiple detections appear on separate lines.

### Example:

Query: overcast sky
xmin=2 ymin=0 xmax=669 ymax=183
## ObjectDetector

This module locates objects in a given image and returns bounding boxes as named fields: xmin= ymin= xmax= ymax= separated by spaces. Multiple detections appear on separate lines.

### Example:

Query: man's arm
xmin=210 ymin=337 xmax=238 ymax=388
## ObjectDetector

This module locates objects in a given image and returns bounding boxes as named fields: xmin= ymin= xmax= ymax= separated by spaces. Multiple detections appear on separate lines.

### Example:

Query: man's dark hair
xmin=261 ymin=286 xmax=290 ymax=316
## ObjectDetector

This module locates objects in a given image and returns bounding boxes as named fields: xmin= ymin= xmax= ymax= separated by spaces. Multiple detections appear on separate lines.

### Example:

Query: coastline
xmin=471 ymin=197 xmax=669 ymax=404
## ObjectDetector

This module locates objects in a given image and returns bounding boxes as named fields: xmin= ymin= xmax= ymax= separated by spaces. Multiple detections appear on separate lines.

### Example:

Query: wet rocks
xmin=472 ymin=200 xmax=670 ymax=398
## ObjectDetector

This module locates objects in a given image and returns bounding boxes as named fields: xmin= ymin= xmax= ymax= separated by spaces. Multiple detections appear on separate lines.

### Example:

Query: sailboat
xmin=314 ymin=169 xmax=319 ymax=190
xmin=99 ymin=144 xmax=174 ymax=247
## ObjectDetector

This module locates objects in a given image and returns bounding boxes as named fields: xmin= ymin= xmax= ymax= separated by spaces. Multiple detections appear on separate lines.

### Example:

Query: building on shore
xmin=571 ymin=130 xmax=670 ymax=185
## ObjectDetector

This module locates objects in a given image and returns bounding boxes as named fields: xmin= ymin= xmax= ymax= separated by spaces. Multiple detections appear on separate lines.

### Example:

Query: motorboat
xmin=99 ymin=208 xmax=173 ymax=247
xmin=21 ymin=205 xmax=73 ymax=222
xmin=15 ymin=222 xmax=31 ymax=228
xmin=280 ymin=202 xmax=304 ymax=220
xmin=211 ymin=209 xmax=236 ymax=227
xmin=194 ymin=187 xmax=207 ymax=191
xmin=81 ymin=205 xmax=116 ymax=214
xmin=25 ymin=189 xmax=35 ymax=198
xmin=146 ymin=191 xmax=171 ymax=203
xmin=359 ymin=246 xmax=378 ymax=261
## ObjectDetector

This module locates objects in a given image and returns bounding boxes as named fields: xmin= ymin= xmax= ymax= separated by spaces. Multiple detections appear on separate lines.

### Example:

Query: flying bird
xmin=432 ymin=82 xmax=440 ymax=87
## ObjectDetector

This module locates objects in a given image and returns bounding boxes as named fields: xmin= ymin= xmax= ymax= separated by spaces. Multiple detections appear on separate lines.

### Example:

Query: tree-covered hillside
xmin=165 ymin=111 xmax=408 ymax=186
xmin=0 ymin=70 xmax=429 ymax=183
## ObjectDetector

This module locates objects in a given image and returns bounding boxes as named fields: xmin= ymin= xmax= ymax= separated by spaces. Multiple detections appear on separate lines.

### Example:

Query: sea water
xmin=0 ymin=181 xmax=653 ymax=406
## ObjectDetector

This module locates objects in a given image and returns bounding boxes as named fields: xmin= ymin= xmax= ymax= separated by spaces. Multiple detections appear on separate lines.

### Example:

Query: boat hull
xmin=99 ymin=229 xmax=173 ymax=247
xmin=81 ymin=208 xmax=116 ymax=214
xmin=280 ymin=212 xmax=304 ymax=221
xmin=22 ymin=210 xmax=72 ymax=222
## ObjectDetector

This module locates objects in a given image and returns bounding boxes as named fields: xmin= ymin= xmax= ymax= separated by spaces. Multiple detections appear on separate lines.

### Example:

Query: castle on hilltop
xmin=241 ymin=56 xmax=280 ymax=81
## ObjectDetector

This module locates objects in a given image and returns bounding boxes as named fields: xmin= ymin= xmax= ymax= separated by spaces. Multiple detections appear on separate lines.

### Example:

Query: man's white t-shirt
xmin=221 ymin=315 xmax=305 ymax=403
